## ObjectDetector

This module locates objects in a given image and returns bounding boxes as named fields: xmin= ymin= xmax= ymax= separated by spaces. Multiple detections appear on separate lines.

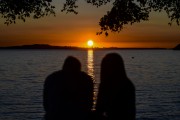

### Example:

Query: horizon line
xmin=0 ymin=44 xmax=175 ymax=49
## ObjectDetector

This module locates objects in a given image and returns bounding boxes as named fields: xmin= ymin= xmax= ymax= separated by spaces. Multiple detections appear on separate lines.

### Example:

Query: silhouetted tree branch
xmin=61 ymin=0 xmax=78 ymax=14
xmin=145 ymin=0 xmax=180 ymax=26
xmin=62 ymin=0 xmax=180 ymax=36
xmin=0 ymin=0 xmax=55 ymax=25
xmin=0 ymin=0 xmax=179 ymax=36
xmin=96 ymin=0 xmax=149 ymax=36
xmin=86 ymin=0 xmax=112 ymax=7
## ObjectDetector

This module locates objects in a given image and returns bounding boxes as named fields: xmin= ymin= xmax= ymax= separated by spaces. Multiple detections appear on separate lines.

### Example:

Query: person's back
xmin=95 ymin=53 xmax=136 ymax=120
xmin=43 ymin=56 xmax=94 ymax=120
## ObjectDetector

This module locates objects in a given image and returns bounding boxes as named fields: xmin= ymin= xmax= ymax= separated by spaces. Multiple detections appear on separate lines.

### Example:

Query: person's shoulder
xmin=45 ymin=70 xmax=62 ymax=81
xmin=80 ymin=71 xmax=92 ymax=80
xmin=81 ymin=71 xmax=90 ymax=77
xmin=126 ymin=78 xmax=135 ymax=90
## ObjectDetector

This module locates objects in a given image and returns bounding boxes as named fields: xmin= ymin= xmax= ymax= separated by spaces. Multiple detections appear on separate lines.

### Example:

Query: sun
xmin=87 ymin=40 xmax=94 ymax=47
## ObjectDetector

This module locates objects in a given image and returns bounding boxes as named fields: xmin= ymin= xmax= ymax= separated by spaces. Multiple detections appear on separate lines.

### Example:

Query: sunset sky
xmin=0 ymin=1 xmax=179 ymax=48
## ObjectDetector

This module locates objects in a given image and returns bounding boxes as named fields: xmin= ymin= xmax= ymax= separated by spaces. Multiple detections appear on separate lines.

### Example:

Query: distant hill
xmin=0 ymin=44 xmax=82 ymax=50
xmin=173 ymin=44 xmax=180 ymax=50
xmin=0 ymin=44 xmax=167 ymax=50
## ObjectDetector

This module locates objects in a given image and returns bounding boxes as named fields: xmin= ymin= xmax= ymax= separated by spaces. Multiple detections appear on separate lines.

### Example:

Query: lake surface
xmin=0 ymin=49 xmax=180 ymax=120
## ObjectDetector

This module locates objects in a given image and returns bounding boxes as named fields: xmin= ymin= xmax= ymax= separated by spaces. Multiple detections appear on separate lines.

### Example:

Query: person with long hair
xmin=96 ymin=53 xmax=136 ymax=120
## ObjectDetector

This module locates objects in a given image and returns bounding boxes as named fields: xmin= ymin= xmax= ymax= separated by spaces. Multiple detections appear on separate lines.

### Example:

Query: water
xmin=0 ymin=49 xmax=179 ymax=120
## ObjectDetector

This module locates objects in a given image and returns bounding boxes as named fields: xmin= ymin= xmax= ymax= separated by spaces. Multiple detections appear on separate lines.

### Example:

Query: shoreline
xmin=0 ymin=44 xmax=171 ymax=50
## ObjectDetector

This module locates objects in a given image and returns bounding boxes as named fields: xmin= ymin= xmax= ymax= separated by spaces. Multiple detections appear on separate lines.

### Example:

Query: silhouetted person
xmin=43 ymin=56 xmax=94 ymax=120
xmin=95 ymin=53 xmax=136 ymax=120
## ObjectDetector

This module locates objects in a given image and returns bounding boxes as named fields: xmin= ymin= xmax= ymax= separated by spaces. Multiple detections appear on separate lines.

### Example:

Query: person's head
xmin=101 ymin=53 xmax=127 ymax=81
xmin=62 ymin=56 xmax=81 ymax=72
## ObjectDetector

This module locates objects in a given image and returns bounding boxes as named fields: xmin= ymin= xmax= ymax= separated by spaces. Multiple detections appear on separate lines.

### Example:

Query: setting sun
xmin=87 ymin=40 xmax=94 ymax=47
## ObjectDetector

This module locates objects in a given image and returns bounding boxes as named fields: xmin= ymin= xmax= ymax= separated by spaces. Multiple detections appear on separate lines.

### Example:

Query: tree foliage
xmin=0 ymin=0 xmax=55 ymax=25
xmin=97 ymin=0 xmax=150 ymax=35
xmin=0 ymin=0 xmax=179 ymax=35
xmin=63 ymin=0 xmax=180 ymax=35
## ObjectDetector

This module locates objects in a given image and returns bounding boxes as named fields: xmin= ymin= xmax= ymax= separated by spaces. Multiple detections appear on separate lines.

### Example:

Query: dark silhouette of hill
xmin=0 ymin=44 xmax=81 ymax=50
xmin=173 ymin=44 xmax=180 ymax=50
xmin=0 ymin=44 xmax=167 ymax=50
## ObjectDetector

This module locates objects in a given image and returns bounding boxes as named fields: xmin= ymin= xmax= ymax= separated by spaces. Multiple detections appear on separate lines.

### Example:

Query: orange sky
xmin=0 ymin=1 xmax=179 ymax=48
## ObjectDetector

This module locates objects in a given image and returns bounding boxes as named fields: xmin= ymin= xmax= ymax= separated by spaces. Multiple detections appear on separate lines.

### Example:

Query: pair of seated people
xmin=43 ymin=53 xmax=135 ymax=120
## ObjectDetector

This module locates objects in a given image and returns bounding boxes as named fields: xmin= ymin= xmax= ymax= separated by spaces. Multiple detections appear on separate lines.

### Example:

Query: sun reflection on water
xmin=87 ymin=49 xmax=94 ymax=80
xmin=87 ymin=49 xmax=97 ymax=110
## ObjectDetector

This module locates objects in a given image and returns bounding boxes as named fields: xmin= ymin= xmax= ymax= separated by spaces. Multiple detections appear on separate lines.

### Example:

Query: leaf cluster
xmin=97 ymin=0 xmax=149 ymax=36
xmin=0 ymin=0 xmax=55 ymax=25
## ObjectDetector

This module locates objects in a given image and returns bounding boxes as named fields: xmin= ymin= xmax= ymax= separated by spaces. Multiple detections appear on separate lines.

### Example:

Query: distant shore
xmin=0 ymin=44 xmax=175 ymax=50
